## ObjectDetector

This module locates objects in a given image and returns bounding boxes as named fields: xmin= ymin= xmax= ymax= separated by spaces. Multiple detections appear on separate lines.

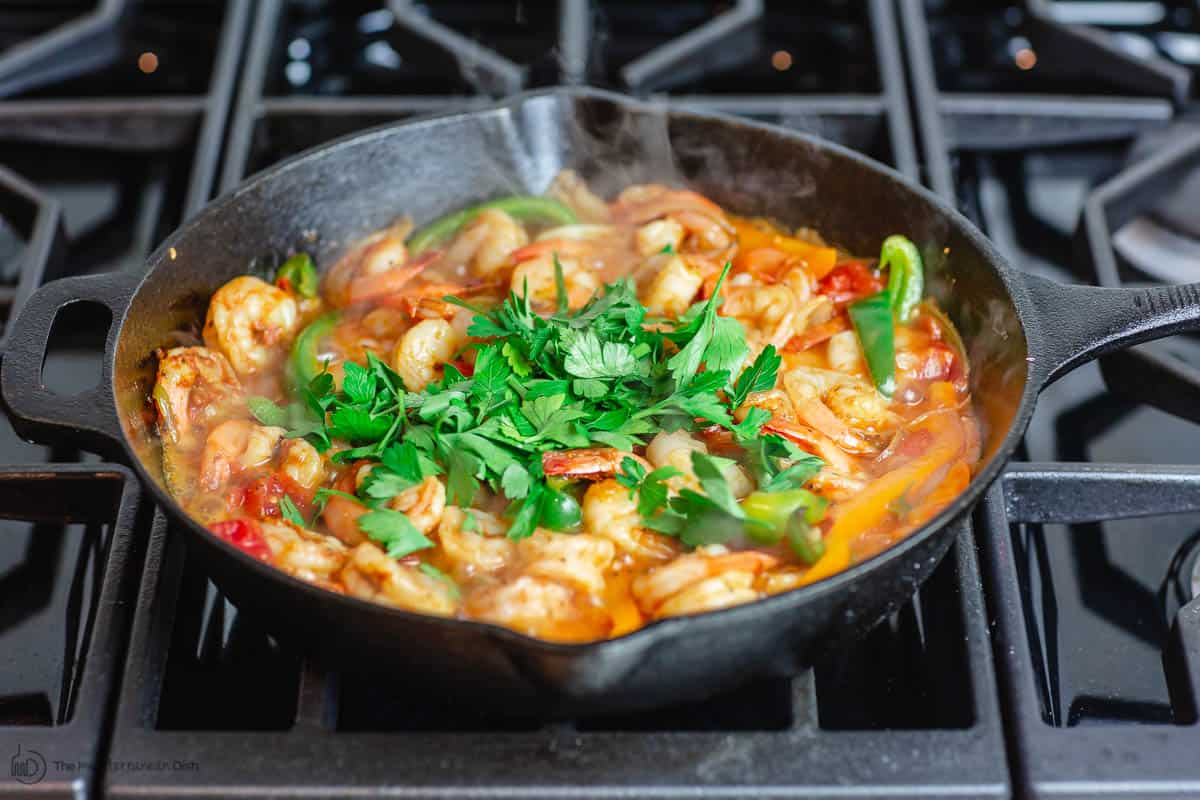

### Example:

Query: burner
xmin=1113 ymin=118 xmax=1200 ymax=281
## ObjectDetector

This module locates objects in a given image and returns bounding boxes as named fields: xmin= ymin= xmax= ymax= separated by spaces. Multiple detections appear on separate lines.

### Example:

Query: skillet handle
xmin=1022 ymin=272 xmax=1200 ymax=389
xmin=1 ymin=271 xmax=140 ymax=457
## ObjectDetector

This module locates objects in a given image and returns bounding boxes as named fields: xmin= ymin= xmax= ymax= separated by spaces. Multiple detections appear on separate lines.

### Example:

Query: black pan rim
xmin=114 ymin=86 xmax=1040 ymax=655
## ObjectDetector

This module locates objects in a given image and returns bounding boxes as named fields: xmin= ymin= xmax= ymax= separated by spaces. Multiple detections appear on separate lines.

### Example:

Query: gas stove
xmin=0 ymin=2 xmax=1198 ymax=798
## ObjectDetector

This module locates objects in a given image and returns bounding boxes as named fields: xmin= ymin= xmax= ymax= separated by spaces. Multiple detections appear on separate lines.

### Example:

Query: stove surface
xmin=0 ymin=1 xmax=1199 ymax=798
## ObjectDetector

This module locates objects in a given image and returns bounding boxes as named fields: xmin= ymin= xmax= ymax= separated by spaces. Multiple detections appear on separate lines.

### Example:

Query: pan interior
xmin=114 ymin=91 xmax=1028 ymax=501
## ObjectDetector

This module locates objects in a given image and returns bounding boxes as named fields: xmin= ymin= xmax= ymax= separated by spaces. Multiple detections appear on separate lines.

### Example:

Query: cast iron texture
xmin=982 ymin=464 xmax=1200 ymax=798
xmin=103 ymin=517 xmax=1009 ymax=799
xmin=5 ymin=88 xmax=1200 ymax=715
xmin=0 ymin=465 xmax=143 ymax=799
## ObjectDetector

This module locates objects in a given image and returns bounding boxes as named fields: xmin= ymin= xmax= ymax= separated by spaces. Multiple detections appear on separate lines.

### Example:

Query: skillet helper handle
xmin=1023 ymin=273 xmax=1200 ymax=389
xmin=1 ymin=271 xmax=139 ymax=456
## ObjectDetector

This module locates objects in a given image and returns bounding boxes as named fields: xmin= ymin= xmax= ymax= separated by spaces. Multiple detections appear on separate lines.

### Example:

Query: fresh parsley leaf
xmin=470 ymin=344 xmax=511 ymax=403
xmin=760 ymin=458 xmax=824 ymax=493
xmin=361 ymin=470 xmax=416 ymax=501
xmin=357 ymin=509 xmax=434 ymax=559
xmin=328 ymin=408 xmax=395 ymax=443
xmin=572 ymin=378 xmax=608 ymax=399
xmin=506 ymin=483 xmax=544 ymax=540
xmin=744 ymin=433 xmax=824 ymax=491
xmin=445 ymin=449 xmax=482 ymax=507
xmin=637 ymin=466 xmax=684 ymax=518
xmin=563 ymin=330 xmax=639 ymax=379
xmin=666 ymin=262 xmax=731 ymax=389
xmin=248 ymin=396 xmax=288 ymax=427
xmin=462 ymin=511 xmax=478 ymax=531
xmin=500 ymin=462 xmax=532 ymax=499
xmin=705 ymin=316 xmax=749 ymax=374
xmin=732 ymin=406 xmax=772 ymax=441
xmin=730 ymin=345 xmax=781 ymax=408
xmin=671 ymin=392 xmax=733 ymax=428
xmin=341 ymin=361 xmax=376 ymax=405
xmin=690 ymin=451 xmax=744 ymax=519
xmin=502 ymin=340 xmax=532 ymax=377
xmin=279 ymin=494 xmax=307 ymax=527
xmin=553 ymin=253 xmax=569 ymax=315
xmin=380 ymin=440 xmax=441 ymax=482
xmin=616 ymin=456 xmax=647 ymax=491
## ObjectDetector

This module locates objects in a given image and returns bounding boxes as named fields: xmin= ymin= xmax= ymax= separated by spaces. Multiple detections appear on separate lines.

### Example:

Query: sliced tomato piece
xmin=209 ymin=519 xmax=272 ymax=562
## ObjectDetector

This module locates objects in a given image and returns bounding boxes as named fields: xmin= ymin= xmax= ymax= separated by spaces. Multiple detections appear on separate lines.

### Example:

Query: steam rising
xmin=515 ymin=94 xmax=823 ymax=225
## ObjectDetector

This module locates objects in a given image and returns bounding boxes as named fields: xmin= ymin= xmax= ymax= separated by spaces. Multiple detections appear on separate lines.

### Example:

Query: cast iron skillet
xmin=4 ymin=88 xmax=1199 ymax=716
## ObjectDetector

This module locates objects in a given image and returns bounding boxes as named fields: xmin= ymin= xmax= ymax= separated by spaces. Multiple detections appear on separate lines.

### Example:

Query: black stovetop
xmin=0 ymin=2 xmax=1198 ymax=798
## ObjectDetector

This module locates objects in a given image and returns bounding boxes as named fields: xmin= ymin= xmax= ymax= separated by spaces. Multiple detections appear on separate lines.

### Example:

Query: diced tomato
xmin=919 ymin=343 xmax=957 ymax=382
xmin=209 ymin=519 xmax=272 ymax=562
xmin=816 ymin=261 xmax=884 ymax=305
xmin=241 ymin=474 xmax=285 ymax=519
xmin=450 ymin=358 xmax=474 ymax=377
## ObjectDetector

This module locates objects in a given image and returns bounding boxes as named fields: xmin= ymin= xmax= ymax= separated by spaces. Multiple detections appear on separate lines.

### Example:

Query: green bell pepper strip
xmin=274 ymin=253 xmax=319 ymax=298
xmin=740 ymin=489 xmax=828 ymax=544
xmin=409 ymin=196 xmax=579 ymax=254
xmin=290 ymin=312 xmax=340 ymax=388
xmin=539 ymin=486 xmax=582 ymax=532
xmin=786 ymin=510 xmax=826 ymax=565
xmin=879 ymin=235 xmax=924 ymax=323
xmin=848 ymin=291 xmax=896 ymax=398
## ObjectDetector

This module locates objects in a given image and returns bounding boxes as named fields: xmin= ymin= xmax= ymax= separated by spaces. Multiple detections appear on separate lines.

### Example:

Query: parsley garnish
xmin=276 ymin=266 xmax=824 ymax=557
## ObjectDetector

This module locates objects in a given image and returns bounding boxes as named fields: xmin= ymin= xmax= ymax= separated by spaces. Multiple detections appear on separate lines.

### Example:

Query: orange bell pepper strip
xmin=730 ymin=216 xmax=838 ymax=279
xmin=798 ymin=411 xmax=965 ymax=586
xmin=903 ymin=460 xmax=971 ymax=530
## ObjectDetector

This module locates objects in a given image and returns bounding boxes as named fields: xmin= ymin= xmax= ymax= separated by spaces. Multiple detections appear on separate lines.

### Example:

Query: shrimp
xmin=542 ymin=448 xmax=647 ymax=481
xmin=635 ymin=218 xmax=685 ymax=257
xmin=509 ymin=253 xmax=598 ymax=311
xmin=784 ymin=366 xmax=898 ymax=449
xmin=547 ymin=169 xmax=611 ymax=223
xmin=322 ymin=220 xmax=413 ymax=307
xmin=825 ymin=330 xmax=863 ymax=375
xmin=259 ymin=521 xmax=348 ymax=585
xmin=345 ymin=250 xmax=438 ymax=306
xmin=761 ymin=416 xmax=862 ymax=474
xmin=581 ymin=479 xmax=680 ymax=561
xmin=392 ymin=317 xmax=462 ymax=391
xmin=644 ymin=431 xmax=755 ymax=500
xmin=199 ymin=420 xmax=284 ymax=490
xmin=465 ymin=575 xmax=611 ymax=642
xmin=638 ymin=253 xmax=703 ymax=317
xmin=202 ymin=276 xmax=299 ymax=377
xmin=389 ymin=476 xmax=446 ymax=535
xmin=721 ymin=284 xmax=799 ymax=350
xmin=435 ymin=507 xmax=515 ymax=579
xmin=279 ymin=438 xmax=324 ymax=492
xmin=340 ymin=543 xmax=458 ymax=616
xmin=153 ymin=346 xmax=243 ymax=445
xmin=631 ymin=547 xmax=778 ymax=618
xmin=612 ymin=186 xmax=733 ymax=252
xmin=645 ymin=430 xmax=706 ymax=491
xmin=321 ymin=494 xmax=367 ymax=547
xmin=517 ymin=529 xmax=615 ymax=595
xmin=443 ymin=208 xmax=528 ymax=278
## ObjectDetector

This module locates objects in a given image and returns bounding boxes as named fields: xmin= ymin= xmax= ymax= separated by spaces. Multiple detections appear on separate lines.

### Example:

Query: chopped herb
xmin=264 ymin=267 xmax=828 ymax=553
xmin=357 ymin=508 xmax=434 ymax=559
xmin=279 ymin=494 xmax=307 ymax=528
